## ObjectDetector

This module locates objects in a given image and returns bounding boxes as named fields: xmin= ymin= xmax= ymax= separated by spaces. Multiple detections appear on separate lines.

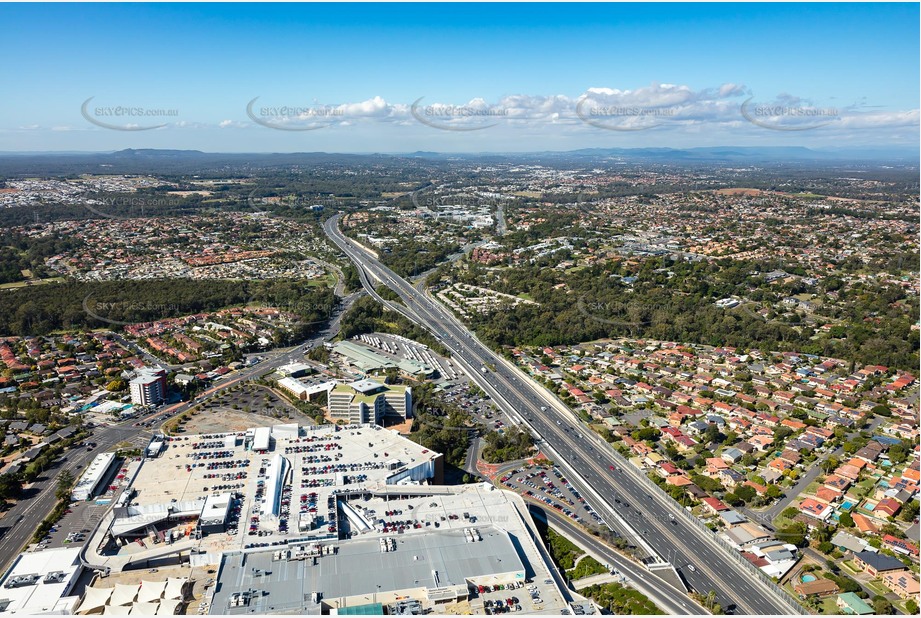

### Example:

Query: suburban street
xmin=747 ymin=416 xmax=885 ymax=526
xmin=324 ymin=213 xmax=802 ymax=615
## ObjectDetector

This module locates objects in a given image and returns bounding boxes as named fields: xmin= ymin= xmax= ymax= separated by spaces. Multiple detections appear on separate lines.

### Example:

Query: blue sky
xmin=1 ymin=3 xmax=917 ymax=153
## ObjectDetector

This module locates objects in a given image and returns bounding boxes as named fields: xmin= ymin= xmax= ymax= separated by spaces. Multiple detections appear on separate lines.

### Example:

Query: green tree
xmin=900 ymin=499 xmax=919 ymax=522
xmin=821 ymin=456 xmax=840 ymax=474
xmin=888 ymin=443 xmax=909 ymax=465
xmin=55 ymin=469 xmax=75 ymax=501
xmin=871 ymin=405 xmax=891 ymax=417
xmin=872 ymin=596 xmax=893 ymax=615
xmin=813 ymin=526 xmax=833 ymax=543
xmin=482 ymin=427 xmax=535 ymax=464
xmin=772 ymin=426 xmax=793 ymax=447
xmin=777 ymin=522 xmax=809 ymax=547
xmin=632 ymin=427 xmax=660 ymax=442
xmin=0 ymin=473 xmax=22 ymax=504
xmin=734 ymin=484 xmax=756 ymax=503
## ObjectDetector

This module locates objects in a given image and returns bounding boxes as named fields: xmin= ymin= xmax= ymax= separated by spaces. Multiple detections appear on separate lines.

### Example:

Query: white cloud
xmin=232 ymin=86 xmax=917 ymax=138
xmin=335 ymin=96 xmax=392 ymax=118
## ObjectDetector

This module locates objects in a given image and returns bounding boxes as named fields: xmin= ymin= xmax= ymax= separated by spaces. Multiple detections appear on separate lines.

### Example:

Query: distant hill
xmin=0 ymin=146 xmax=915 ymax=176
xmin=552 ymin=146 xmax=919 ymax=163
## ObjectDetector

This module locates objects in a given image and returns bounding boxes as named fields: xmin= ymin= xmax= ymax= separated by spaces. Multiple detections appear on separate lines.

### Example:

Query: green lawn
xmin=802 ymin=480 xmax=822 ymax=495
xmin=820 ymin=597 xmax=839 ymax=614
xmin=841 ymin=560 xmax=860 ymax=575
xmin=0 ymin=277 xmax=65 ymax=289
xmin=864 ymin=579 xmax=891 ymax=597
xmin=307 ymin=273 xmax=337 ymax=288
xmin=570 ymin=556 xmax=608 ymax=581
xmin=852 ymin=478 xmax=876 ymax=500
xmin=772 ymin=513 xmax=797 ymax=530
xmin=895 ymin=598 xmax=917 ymax=614
xmin=792 ymin=192 xmax=825 ymax=199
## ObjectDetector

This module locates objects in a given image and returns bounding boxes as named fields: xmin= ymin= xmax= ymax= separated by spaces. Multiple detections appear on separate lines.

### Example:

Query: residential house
xmin=852 ymin=551 xmax=906 ymax=576
xmin=880 ymin=570 xmax=920 ymax=599
xmin=793 ymin=578 xmax=839 ymax=599
xmin=719 ymin=510 xmax=748 ymax=526
xmin=657 ymin=462 xmax=682 ymax=478
xmin=854 ymin=442 xmax=884 ymax=463
xmin=874 ymin=498 xmax=902 ymax=518
xmin=742 ymin=481 xmax=767 ymax=496
xmin=666 ymin=475 xmax=694 ymax=488
xmin=835 ymin=464 xmax=862 ymax=482
xmin=768 ymin=458 xmax=794 ymax=474
xmin=831 ymin=531 xmax=875 ymax=555
xmin=718 ymin=468 xmax=746 ymax=488
xmin=824 ymin=475 xmax=851 ymax=493
xmin=798 ymin=498 xmax=833 ymax=522
xmin=815 ymin=486 xmax=843 ymax=504
xmin=722 ymin=522 xmax=773 ymax=549
xmin=851 ymin=513 xmax=880 ymax=536
xmin=701 ymin=496 xmax=729 ymax=515
xmin=836 ymin=592 xmax=873 ymax=615
xmin=882 ymin=534 xmax=919 ymax=557
xmin=721 ymin=447 xmax=744 ymax=464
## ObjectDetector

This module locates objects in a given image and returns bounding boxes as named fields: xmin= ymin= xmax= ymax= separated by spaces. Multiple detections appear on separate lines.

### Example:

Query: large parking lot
xmin=436 ymin=381 xmax=514 ymax=437
xmin=36 ymin=458 xmax=141 ymax=553
xmin=95 ymin=424 xmax=440 ymax=562
xmin=499 ymin=463 xmax=606 ymax=528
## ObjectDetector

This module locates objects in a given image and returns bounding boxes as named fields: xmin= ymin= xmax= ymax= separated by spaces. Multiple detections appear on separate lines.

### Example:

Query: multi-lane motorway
xmin=531 ymin=505 xmax=707 ymax=615
xmin=324 ymin=213 xmax=801 ymax=615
